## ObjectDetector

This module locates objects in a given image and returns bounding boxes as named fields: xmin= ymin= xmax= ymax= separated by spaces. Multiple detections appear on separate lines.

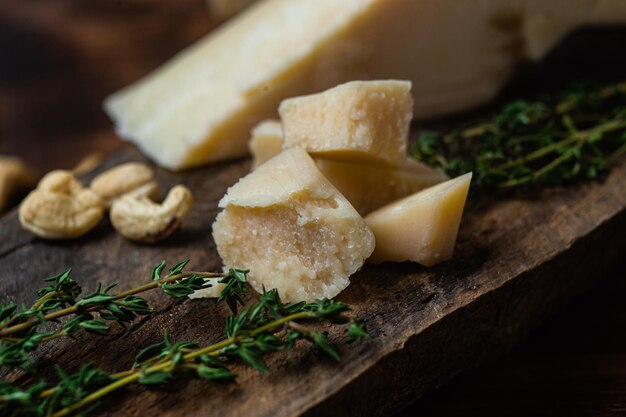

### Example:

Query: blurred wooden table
xmin=0 ymin=0 xmax=215 ymax=172
xmin=1 ymin=1 xmax=626 ymax=416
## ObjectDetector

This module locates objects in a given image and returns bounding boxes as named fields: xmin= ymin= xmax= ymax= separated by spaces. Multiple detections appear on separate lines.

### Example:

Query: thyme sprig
xmin=0 ymin=268 xmax=367 ymax=417
xmin=415 ymin=81 xmax=626 ymax=193
xmin=0 ymin=261 xmax=228 ymax=372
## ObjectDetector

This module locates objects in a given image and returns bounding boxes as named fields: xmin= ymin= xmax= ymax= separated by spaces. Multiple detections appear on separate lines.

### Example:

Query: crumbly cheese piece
xmin=213 ymin=148 xmax=374 ymax=302
xmin=279 ymin=80 xmax=412 ymax=165
xmin=247 ymin=120 xmax=448 ymax=214
xmin=248 ymin=119 xmax=283 ymax=169
xmin=365 ymin=173 xmax=472 ymax=267
xmin=105 ymin=0 xmax=611 ymax=170
xmin=316 ymin=158 xmax=448 ymax=215
xmin=188 ymin=277 xmax=226 ymax=299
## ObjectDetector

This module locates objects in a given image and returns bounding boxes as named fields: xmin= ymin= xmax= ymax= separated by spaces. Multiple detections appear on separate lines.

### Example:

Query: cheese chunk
xmin=279 ymin=80 xmax=412 ymax=165
xmin=316 ymin=158 xmax=448 ymax=215
xmin=105 ymin=0 xmax=610 ymax=170
xmin=365 ymin=173 xmax=472 ymax=267
xmin=247 ymin=120 xmax=448 ymax=214
xmin=213 ymin=148 xmax=374 ymax=302
xmin=248 ymin=119 xmax=283 ymax=169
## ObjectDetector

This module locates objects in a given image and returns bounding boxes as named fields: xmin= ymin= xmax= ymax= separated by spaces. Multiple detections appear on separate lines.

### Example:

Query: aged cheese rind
xmin=279 ymin=80 xmax=412 ymax=165
xmin=248 ymin=119 xmax=283 ymax=169
xmin=213 ymin=148 xmax=375 ymax=302
xmin=106 ymin=0 xmax=609 ymax=170
xmin=365 ymin=173 xmax=472 ymax=267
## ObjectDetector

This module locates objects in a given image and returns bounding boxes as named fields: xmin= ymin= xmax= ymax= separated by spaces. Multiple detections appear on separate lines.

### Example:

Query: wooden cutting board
xmin=1 ymin=142 xmax=625 ymax=417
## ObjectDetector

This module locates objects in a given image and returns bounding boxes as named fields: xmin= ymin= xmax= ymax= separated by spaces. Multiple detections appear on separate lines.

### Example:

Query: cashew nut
xmin=110 ymin=185 xmax=194 ymax=243
xmin=90 ymin=162 xmax=159 ymax=207
xmin=19 ymin=170 xmax=105 ymax=239
xmin=0 ymin=156 xmax=36 ymax=212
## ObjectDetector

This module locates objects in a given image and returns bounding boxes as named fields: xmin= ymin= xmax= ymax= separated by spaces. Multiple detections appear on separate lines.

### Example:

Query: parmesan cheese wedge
xmin=279 ymin=80 xmax=412 ymax=165
xmin=213 ymin=148 xmax=374 ymax=302
xmin=365 ymin=173 xmax=472 ymax=267
xmin=105 ymin=0 xmax=615 ymax=170
xmin=248 ymin=119 xmax=283 ymax=169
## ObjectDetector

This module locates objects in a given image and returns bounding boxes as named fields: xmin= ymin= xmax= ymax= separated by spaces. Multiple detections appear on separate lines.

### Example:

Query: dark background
xmin=1 ymin=1 xmax=625 ymax=415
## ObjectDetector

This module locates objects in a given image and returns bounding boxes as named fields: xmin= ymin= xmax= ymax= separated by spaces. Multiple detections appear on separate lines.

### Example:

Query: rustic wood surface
xmin=0 ymin=140 xmax=624 ymax=417
xmin=402 ymin=258 xmax=626 ymax=417
xmin=2 ymin=1 xmax=626 ymax=416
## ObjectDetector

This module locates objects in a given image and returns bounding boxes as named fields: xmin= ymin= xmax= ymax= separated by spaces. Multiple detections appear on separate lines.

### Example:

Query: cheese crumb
xmin=188 ymin=277 xmax=226 ymax=299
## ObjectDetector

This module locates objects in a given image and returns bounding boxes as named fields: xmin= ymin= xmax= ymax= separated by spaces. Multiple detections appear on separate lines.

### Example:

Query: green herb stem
xmin=0 ymin=272 xmax=222 ymax=339
xmin=494 ymin=118 xmax=626 ymax=171
xmin=48 ymin=311 xmax=319 ymax=417
xmin=113 ymin=271 xmax=223 ymax=299
xmin=0 ymin=292 xmax=58 ymax=333
xmin=414 ymin=80 xmax=626 ymax=193
xmin=49 ymin=372 xmax=141 ymax=417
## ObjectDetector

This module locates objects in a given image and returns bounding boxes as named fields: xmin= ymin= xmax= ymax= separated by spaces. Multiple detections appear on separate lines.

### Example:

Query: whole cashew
xmin=0 ymin=156 xmax=36 ymax=212
xmin=110 ymin=185 xmax=194 ymax=243
xmin=90 ymin=162 xmax=159 ymax=207
xmin=19 ymin=170 xmax=105 ymax=239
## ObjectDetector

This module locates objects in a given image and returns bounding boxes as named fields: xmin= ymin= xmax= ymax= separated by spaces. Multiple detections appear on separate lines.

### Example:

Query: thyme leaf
xmin=414 ymin=81 xmax=626 ymax=193
xmin=0 ymin=265 xmax=367 ymax=417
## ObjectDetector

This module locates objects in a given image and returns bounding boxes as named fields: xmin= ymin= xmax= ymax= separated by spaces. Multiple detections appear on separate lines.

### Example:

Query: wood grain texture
xmin=0 ymin=144 xmax=624 ymax=417
xmin=400 ymin=259 xmax=626 ymax=417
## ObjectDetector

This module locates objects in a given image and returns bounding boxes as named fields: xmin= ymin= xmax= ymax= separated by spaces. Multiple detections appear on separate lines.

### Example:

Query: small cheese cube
xmin=213 ymin=148 xmax=375 ymax=302
xmin=279 ymin=80 xmax=412 ymax=165
xmin=365 ymin=173 xmax=472 ymax=266
xmin=248 ymin=119 xmax=283 ymax=169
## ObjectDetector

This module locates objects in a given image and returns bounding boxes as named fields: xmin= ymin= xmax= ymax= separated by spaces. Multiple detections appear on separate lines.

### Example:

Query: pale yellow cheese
xmin=279 ymin=80 xmax=412 ymax=165
xmin=248 ymin=119 xmax=283 ymax=169
xmin=316 ymin=158 xmax=448 ymax=216
xmin=105 ymin=0 xmax=613 ymax=170
xmin=247 ymin=119 xmax=448 ymax=214
xmin=213 ymin=148 xmax=374 ymax=302
xmin=365 ymin=173 xmax=472 ymax=267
